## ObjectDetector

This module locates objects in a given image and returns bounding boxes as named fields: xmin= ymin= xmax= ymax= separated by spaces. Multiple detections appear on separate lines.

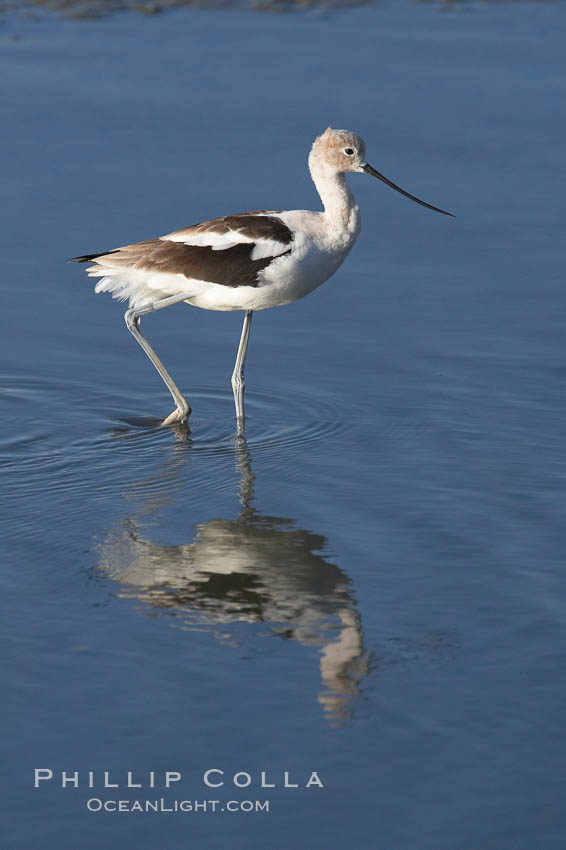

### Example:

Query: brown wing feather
xmin=164 ymin=211 xmax=292 ymax=246
xmin=91 ymin=238 xmax=291 ymax=288
xmin=72 ymin=213 xmax=294 ymax=288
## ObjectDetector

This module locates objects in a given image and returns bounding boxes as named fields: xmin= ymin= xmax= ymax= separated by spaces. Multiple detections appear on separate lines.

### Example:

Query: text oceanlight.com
xmin=86 ymin=798 xmax=270 ymax=813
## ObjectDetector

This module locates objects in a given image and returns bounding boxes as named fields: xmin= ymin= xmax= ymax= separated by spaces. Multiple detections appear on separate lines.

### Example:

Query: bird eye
xmin=344 ymin=148 xmax=355 ymax=156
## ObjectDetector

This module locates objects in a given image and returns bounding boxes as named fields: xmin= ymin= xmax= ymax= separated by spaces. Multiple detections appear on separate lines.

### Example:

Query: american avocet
xmin=71 ymin=127 xmax=452 ymax=429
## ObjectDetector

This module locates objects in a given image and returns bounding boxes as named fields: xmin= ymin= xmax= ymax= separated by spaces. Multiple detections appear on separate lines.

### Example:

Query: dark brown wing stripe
xmin=106 ymin=239 xmax=291 ymax=288
xmin=70 ymin=214 xmax=294 ymax=285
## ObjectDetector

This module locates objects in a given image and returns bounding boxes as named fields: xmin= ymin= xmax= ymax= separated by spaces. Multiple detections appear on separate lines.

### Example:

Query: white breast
xmin=255 ymin=208 xmax=362 ymax=308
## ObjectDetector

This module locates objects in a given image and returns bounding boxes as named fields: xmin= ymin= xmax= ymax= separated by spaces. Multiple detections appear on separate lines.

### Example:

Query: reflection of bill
xmin=98 ymin=436 xmax=370 ymax=725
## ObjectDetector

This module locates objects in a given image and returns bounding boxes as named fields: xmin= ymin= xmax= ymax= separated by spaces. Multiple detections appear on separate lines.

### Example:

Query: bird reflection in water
xmin=98 ymin=431 xmax=370 ymax=724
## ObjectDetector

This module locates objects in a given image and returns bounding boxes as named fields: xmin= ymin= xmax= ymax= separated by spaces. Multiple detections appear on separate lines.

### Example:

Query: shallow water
xmin=1 ymin=2 xmax=566 ymax=847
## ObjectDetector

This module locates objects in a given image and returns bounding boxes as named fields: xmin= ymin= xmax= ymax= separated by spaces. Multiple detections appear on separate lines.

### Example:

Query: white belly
xmin=184 ymin=230 xmax=358 ymax=312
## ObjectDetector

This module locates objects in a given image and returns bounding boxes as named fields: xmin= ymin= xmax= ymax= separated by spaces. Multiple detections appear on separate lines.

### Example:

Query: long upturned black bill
xmin=362 ymin=163 xmax=453 ymax=216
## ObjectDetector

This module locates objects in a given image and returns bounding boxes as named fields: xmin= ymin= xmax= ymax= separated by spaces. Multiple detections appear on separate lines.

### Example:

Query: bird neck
xmin=310 ymin=163 xmax=359 ymax=232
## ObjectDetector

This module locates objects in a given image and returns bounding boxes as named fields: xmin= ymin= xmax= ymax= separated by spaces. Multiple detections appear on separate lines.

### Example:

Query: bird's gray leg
xmin=124 ymin=294 xmax=191 ymax=427
xmin=231 ymin=310 xmax=253 ymax=433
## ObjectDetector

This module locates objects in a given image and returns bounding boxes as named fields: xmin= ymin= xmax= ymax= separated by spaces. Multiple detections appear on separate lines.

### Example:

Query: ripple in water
xmin=1 ymin=371 xmax=432 ymax=507
xmin=107 ymin=382 xmax=348 ymax=455
xmin=0 ymin=373 xmax=349 ymax=505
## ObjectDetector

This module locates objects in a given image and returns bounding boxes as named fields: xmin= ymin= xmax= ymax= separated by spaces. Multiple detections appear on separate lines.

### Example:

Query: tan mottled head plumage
xmin=309 ymin=127 xmax=367 ymax=174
